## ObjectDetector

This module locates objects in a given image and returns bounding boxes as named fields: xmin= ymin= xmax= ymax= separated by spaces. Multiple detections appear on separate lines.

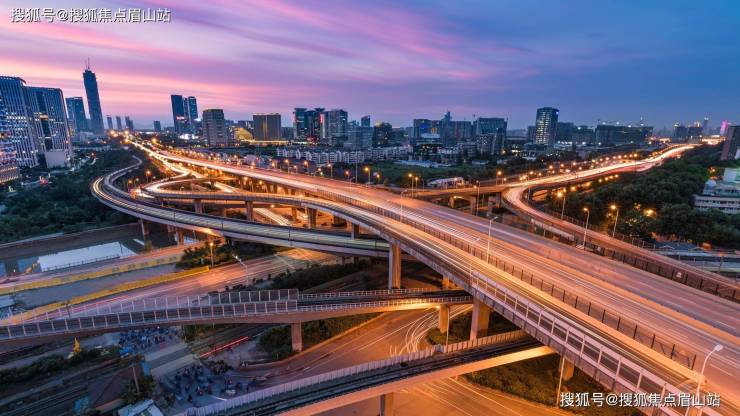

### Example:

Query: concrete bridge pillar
xmin=561 ymin=356 xmax=575 ymax=381
xmin=220 ymin=207 xmax=228 ymax=217
xmin=441 ymin=275 xmax=455 ymax=290
xmin=176 ymin=229 xmax=185 ymax=246
xmin=307 ymin=208 xmax=317 ymax=229
xmin=332 ymin=215 xmax=345 ymax=228
xmin=449 ymin=196 xmax=456 ymax=208
xmin=468 ymin=196 xmax=477 ymax=215
xmin=244 ymin=201 xmax=254 ymax=221
xmin=388 ymin=243 xmax=401 ymax=289
xmin=470 ymin=298 xmax=491 ymax=340
xmin=291 ymin=322 xmax=302 ymax=352
xmin=350 ymin=223 xmax=360 ymax=239
xmin=194 ymin=199 xmax=204 ymax=214
xmin=291 ymin=206 xmax=298 ymax=221
xmin=438 ymin=305 xmax=450 ymax=333
xmin=380 ymin=392 xmax=395 ymax=416
xmin=139 ymin=219 xmax=149 ymax=239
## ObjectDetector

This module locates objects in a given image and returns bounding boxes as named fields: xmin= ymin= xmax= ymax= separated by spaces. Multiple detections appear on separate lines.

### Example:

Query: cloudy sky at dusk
xmin=2 ymin=0 xmax=739 ymax=129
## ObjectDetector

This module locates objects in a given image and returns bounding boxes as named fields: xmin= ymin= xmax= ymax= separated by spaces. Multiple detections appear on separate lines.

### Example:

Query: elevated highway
xmin=177 ymin=331 xmax=550 ymax=416
xmin=96 ymin=142 xmax=739 ymax=414
xmin=0 ymin=289 xmax=470 ymax=346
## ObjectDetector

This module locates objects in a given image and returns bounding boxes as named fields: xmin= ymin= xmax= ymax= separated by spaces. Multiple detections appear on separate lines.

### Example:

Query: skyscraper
xmin=322 ymin=109 xmax=348 ymax=146
xmin=0 ymin=76 xmax=39 ymax=167
xmin=0 ymin=101 xmax=20 ymax=184
xmin=83 ymin=62 xmax=105 ymax=136
xmin=116 ymin=115 xmax=123 ymax=131
xmin=292 ymin=107 xmax=324 ymax=142
xmin=475 ymin=117 xmax=507 ymax=155
xmin=253 ymin=113 xmax=281 ymax=141
xmin=28 ymin=86 xmax=72 ymax=167
xmin=534 ymin=107 xmax=559 ymax=149
xmin=202 ymin=109 xmax=228 ymax=147
xmin=125 ymin=116 xmax=134 ymax=131
xmin=293 ymin=108 xmax=307 ymax=139
xmin=170 ymin=94 xmax=189 ymax=135
xmin=153 ymin=120 xmax=162 ymax=132
xmin=187 ymin=96 xmax=198 ymax=128
xmin=106 ymin=115 xmax=113 ymax=131
xmin=361 ymin=115 xmax=371 ymax=127
xmin=65 ymin=97 xmax=87 ymax=139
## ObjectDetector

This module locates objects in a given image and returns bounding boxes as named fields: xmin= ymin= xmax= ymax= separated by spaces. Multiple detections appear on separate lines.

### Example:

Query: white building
xmin=693 ymin=168 xmax=740 ymax=214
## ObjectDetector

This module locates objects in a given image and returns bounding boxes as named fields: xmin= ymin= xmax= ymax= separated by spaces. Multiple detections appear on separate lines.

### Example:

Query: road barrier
xmin=4 ymin=266 xmax=209 ymax=324
xmin=0 ymin=253 xmax=183 ymax=296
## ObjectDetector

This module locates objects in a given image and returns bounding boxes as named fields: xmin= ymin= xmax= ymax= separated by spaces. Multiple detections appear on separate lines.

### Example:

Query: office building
xmin=116 ymin=115 xmax=123 ymax=131
xmin=346 ymin=124 xmax=373 ymax=150
xmin=413 ymin=119 xmax=432 ymax=139
xmin=0 ymin=103 xmax=20 ymax=184
xmin=187 ymin=96 xmax=198 ymax=128
xmin=106 ymin=115 xmax=113 ymax=130
xmin=694 ymin=168 xmax=740 ymax=214
xmin=83 ymin=63 xmax=105 ymax=136
xmin=721 ymin=125 xmax=739 ymax=160
xmin=202 ymin=109 xmax=228 ymax=147
xmin=555 ymin=122 xmax=575 ymax=143
xmin=170 ymin=95 xmax=189 ymax=135
xmin=361 ymin=115 xmax=371 ymax=127
xmin=293 ymin=108 xmax=307 ymax=139
xmin=475 ymin=117 xmax=507 ymax=156
xmin=292 ymin=107 xmax=324 ymax=141
xmin=572 ymin=125 xmax=595 ymax=144
xmin=321 ymin=109 xmax=348 ymax=146
xmin=125 ymin=116 xmax=134 ymax=131
xmin=594 ymin=124 xmax=653 ymax=145
xmin=534 ymin=107 xmax=559 ymax=149
xmin=673 ymin=124 xmax=688 ymax=141
xmin=373 ymin=122 xmax=393 ymax=147
xmin=0 ymin=76 xmax=39 ymax=167
xmin=253 ymin=113 xmax=281 ymax=141
xmin=65 ymin=97 xmax=87 ymax=139
xmin=28 ymin=86 xmax=72 ymax=167
xmin=153 ymin=120 xmax=162 ymax=132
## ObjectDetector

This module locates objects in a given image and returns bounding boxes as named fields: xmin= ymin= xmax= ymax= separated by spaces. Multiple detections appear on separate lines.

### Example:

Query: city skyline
xmin=2 ymin=0 xmax=739 ymax=129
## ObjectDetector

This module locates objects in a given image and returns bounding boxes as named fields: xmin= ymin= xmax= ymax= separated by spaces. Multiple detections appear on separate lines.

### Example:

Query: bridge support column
xmin=176 ymin=229 xmax=185 ymax=246
xmin=332 ymin=215 xmax=345 ymax=228
xmin=244 ymin=201 xmax=254 ymax=221
xmin=555 ymin=355 xmax=576 ymax=404
xmin=449 ymin=196 xmax=456 ymax=208
xmin=388 ymin=243 xmax=401 ymax=289
xmin=441 ymin=275 xmax=455 ymax=290
xmin=468 ymin=196 xmax=477 ymax=215
xmin=291 ymin=207 xmax=297 ymax=221
xmin=470 ymin=298 xmax=491 ymax=340
xmin=307 ymin=208 xmax=317 ymax=229
xmin=380 ymin=392 xmax=395 ymax=416
xmin=291 ymin=322 xmax=302 ymax=352
xmin=438 ymin=305 xmax=450 ymax=333
xmin=194 ymin=199 xmax=204 ymax=214
xmin=139 ymin=219 xmax=149 ymax=239
xmin=350 ymin=223 xmax=360 ymax=239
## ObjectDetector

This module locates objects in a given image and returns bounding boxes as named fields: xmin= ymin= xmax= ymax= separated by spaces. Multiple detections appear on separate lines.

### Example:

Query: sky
xmin=2 ymin=0 xmax=739 ymax=129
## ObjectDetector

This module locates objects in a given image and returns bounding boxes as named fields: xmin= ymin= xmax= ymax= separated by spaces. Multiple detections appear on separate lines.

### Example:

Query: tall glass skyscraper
xmin=534 ymin=107 xmax=559 ymax=149
xmin=171 ymin=94 xmax=188 ymax=135
xmin=65 ymin=96 xmax=87 ymax=138
xmin=187 ymin=96 xmax=198 ymax=128
xmin=83 ymin=64 xmax=105 ymax=136
xmin=0 ymin=76 xmax=39 ymax=167
xmin=28 ymin=86 xmax=72 ymax=167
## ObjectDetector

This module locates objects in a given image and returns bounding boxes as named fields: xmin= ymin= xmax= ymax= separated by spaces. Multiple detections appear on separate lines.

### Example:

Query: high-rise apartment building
xmin=253 ymin=113 xmax=281 ymax=141
xmin=292 ymin=107 xmax=324 ymax=141
xmin=83 ymin=63 xmax=105 ymax=136
xmin=106 ymin=115 xmax=113 ymax=130
xmin=321 ymin=109 xmax=348 ymax=146
xmin=202 ymin=109 xmax=228 ymax=147
xmin=187 ymin=96 xmax=198 ymax=128
xmin=125 ymin=116 xmax=134 ymax=131
xmin=0 ymin=76 xmax=39 ymax=167
xmin=534 ymin=107 xmax=559 ymax=149
xmin=65 ymin=97 xmax=87 ymax=139
xmin=0 ymin=103 xmax=20 ymax=184
xmin=28 ymin=86 xmax=72 ymax=167
xmin=153 ymin=120 xmax=162 ymax=132
xmin=116 ymin=116 xmax=123 ymax=131
xmin=475 ymin=117 xmax=507 ymax=155
xmin=361 ymin=115 xmax=371 ymax=127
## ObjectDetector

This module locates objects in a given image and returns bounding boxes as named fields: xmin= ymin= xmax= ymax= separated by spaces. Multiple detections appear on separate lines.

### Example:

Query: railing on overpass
xmin=178 ymin=330 xmax=532 ymax=416
xmin=0 ymin=289 xmax=472 ymax=342
xmin=305 ymin=187 xmax=699 ymax=370
xmin=508 ymin=199 xmax=739 ymax=301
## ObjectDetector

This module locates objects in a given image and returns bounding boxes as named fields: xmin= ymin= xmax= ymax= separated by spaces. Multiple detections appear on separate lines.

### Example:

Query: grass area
xmin=0 ymin=149 xmax=138 ymax=243
xmin=175 ymin=240 xmax=276 ymax=270
xmin=258 ymin=314 xmax=380 ymax=361
xmin=426 ymin=311 xmax=638 ymax=415
xmin=0 ymin=346 xmax=119 ymax=393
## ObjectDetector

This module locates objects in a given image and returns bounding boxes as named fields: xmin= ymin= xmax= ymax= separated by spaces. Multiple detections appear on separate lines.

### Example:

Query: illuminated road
xmin=103 ymin=142 xmax=739 ymax=414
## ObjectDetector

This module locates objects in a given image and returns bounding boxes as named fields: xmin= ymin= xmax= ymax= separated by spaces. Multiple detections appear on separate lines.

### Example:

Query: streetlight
xmin=233 ymin=255 xmax=249 ymax=284
xmin=581 ymin=207 xmax=590 ymax=249
xmin=327 ymin=163 xmax=333 ymax=179
xmin=610 ymin=204 xmax=619 ymax=237
xmin=696 ymin=344 xmax=723 ymax=416
xmin=408 ymin=173 xmax=414 ymax=197
xmin=208 ymin=241 xmax=215 ymax=268
xmin=557 ymin=191 xmax=567 ymax=219
xmin=364 ymin=166 xmax=370 ymax=183
xmin=475 ymin=182 xmax=481 ymax=216
xmin=496 ymin=170 xmax=503 ymax=185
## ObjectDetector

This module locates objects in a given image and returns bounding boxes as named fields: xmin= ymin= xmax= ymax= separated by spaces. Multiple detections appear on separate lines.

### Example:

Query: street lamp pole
xmin=610 ymin=204 xmax=620 ymax=237
xmin=208 ymin=242 xmax=215 ymax=268
xmin=486 ymin=218 xmax=494 ymax=263
xmin=560 ymin=192 xmax=567 ymax=219
xmin=582 ymin=208 xmax=590 ymax=250
xmin=696 ymin=344 xmax=723 ymax=416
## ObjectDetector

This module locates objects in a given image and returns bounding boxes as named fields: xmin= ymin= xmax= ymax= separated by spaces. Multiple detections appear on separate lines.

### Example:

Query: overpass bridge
xmin=0 ymin=288 xmax=470 ymax=349
xmin=98 ymin=142 xmax=740 ymax=413
xmin=177 ymin=331 xmax=553 ymax=416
